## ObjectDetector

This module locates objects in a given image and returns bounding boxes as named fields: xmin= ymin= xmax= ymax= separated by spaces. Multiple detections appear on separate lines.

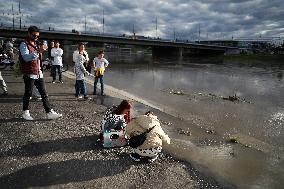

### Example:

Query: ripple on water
xmin=265 ymin=110 xmax=284 ymax=138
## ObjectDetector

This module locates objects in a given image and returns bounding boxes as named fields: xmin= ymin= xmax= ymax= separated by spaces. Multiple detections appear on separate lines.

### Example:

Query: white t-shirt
xmin=93 ymin=57 xmax=109 ymax=69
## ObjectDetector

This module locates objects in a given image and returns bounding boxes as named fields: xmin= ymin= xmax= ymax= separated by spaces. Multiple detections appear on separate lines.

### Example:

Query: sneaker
xmin=36 ymin=97 xmax=42 ymax=100
xmin=77 ymin=96 xmax=83 ymax=99
xmin=147 ymin=155 xmax=158 ymax=163
xmin=22 ymin=110 xmax=34 ymax=121
xmin=60 ymin=81 xmax=63 ymax=83
xmin=47 ymin=109 xmax=62 ymax=120
xmin=84 ymin=95 xmax=91 ymax=100
xmin=52 ymin=81 xmax=55 ymax=84
xmin=101 ymin=93 xmax=106 ymax=96
xmin=130 ymin=153 xmax=141 ymax=162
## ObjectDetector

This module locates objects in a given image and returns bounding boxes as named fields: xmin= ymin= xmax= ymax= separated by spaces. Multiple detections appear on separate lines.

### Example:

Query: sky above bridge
xmin=0 ymin=0 xmax=283 ymax=40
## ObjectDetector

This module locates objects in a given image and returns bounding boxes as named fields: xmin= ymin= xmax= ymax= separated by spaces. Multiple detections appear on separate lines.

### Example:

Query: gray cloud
xmin=1 ymin=0 xmax=283 ymax=40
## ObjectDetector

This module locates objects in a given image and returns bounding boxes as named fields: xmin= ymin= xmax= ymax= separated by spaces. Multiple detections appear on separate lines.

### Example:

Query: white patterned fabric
xmin=133 ymin=146 xmax=162 ymax=157
xmin=101 ymin=106 xmax=127 ymax=132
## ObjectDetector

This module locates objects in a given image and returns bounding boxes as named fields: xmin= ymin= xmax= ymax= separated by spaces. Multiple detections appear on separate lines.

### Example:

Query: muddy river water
xmin=100 ymin=57 xmax=283 ymax=189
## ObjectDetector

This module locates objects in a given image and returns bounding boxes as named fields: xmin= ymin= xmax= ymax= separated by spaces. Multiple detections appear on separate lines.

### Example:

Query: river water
xmin=100 ymin=54 xmax=284 ymax=189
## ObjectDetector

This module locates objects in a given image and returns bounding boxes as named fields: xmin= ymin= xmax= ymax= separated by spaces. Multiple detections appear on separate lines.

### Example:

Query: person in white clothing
xmin=51 ymin=40 xmax=63 ymax=83
xmin=93 ymin=50 xmax=109 ymax=96
xmin=72 ymin=42 xmax=89 ymax=71
xmin=74 ymin=54 xmax=94 ymax=99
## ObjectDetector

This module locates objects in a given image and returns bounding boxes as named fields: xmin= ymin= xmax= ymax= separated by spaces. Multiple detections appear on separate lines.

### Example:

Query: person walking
xmin=19 ymin=26 xmax=62 ymax=120
xmin=51 ymin=40 xmax=63 ymax=83
xmin=0 ymin=71 xmax=8 ymax=95
xmin=93 ymin=50 xmax=109 ymax=96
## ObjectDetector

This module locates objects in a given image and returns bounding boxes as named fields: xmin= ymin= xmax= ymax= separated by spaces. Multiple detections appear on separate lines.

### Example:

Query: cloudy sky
xmin=0 ymin=0 xmax=283 ymax=40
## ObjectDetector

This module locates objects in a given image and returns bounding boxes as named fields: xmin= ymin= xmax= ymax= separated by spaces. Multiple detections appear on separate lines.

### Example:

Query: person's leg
xmin=75 ymin=80 xmax=80 ymax=97
xmin=58 ymin=65 xmax=62 ymax=82
xmin=0 ymin=79 xmax=7 ymax=94
xmin=79 ymin=80 xmax=86 ymax=96
xmin=52 ymin=65 xmax=56 ymax=82
xmin=0 ymin=71 xmax=8 ymax=94
xmin=32 ymin=86 xmax=41 ymax=98
xmin=34 ymin=78 xmax=51 ymax=113
xmin=50 ymin=62 xmax=53 ymax=77
xmin=99 ymin=76 xmax=104 ymax=95
xmin=23 ymin=75 xmax=34 ymax=111
xmin=93 ymin=77 xmax=98 ymax=95
xmin=78 ymin=80 xmax=84 ymax=96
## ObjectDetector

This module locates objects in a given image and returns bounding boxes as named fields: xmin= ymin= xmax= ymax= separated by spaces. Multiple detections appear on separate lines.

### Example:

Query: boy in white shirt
xmin=92 ymin=50 xmax=109 ymax=96
xmin=51 ymin=40 xmax=63 ymax=83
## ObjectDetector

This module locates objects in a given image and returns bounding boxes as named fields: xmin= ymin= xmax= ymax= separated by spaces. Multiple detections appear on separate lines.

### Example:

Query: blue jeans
xmin=52 ymin=65 xmax=62 ymax=82
xmin=75 ymin=80 xmax=87 ymax=97
xmin=94 ymin=75 xmax=104 ymax=94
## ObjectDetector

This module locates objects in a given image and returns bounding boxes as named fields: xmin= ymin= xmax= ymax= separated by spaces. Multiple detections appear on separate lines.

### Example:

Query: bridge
xmin=0 ymin=28 xmax=239 ymax=59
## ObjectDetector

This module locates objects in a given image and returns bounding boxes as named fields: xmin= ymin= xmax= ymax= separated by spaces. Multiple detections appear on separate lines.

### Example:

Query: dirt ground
xmin=0 ymin=70 xmax=221 ymax=189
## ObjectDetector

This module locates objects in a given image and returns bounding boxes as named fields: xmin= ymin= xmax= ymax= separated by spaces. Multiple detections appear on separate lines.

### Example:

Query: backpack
xmin=129 ymin=126 xmax=155 ymax=148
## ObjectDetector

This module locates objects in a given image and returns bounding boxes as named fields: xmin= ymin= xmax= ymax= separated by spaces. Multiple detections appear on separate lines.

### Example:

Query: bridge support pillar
xmin=178 ymin=48 xmax=184 ymax=63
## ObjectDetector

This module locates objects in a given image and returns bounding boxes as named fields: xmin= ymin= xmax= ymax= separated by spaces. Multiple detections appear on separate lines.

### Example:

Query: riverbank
xmin=0 ymin=70 xmax=225 ymax=189
xmin=102 ymin=62 xmax=284 ymax=189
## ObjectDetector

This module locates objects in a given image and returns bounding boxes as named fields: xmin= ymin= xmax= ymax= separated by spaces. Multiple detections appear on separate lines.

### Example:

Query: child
xmin=93 ymin=50 xmax=109 ymax=96
xmin=74 ymin=54 xmax=94 ymax=99
xmin=100 ymin=100 xmax=132 ymax=147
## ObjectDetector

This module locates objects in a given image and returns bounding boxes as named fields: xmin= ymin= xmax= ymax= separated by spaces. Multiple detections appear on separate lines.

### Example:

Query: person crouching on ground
xmin=74 ymin=54 xmax=94 ymax=99
xmin=126 ymin=111 xmax=171 ymax=162
xmin=99 ymin=100 xmax=132 ymax=142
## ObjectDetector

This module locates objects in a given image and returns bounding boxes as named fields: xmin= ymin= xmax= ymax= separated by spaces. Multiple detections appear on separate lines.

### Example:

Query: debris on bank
xmin=229 ymin=137 xmax=240 ymax=143
xmin=177 ymin=128 xmax=191 ymax=136
xmin=162 ymin=88 xmax=252 ymax=104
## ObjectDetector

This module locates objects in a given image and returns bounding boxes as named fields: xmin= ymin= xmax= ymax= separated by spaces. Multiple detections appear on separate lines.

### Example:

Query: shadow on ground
xmin=0 ymin=94 xmax=22 ymax=103
xmin=0 ymin=157 xmax=132 ymax=189
xmin=0 ymin=135 xmax=100 ymax=157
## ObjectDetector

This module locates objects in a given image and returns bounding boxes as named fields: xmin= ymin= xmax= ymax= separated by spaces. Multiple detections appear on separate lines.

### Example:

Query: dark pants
xmin=94 ymin=76 xmax=104 ymax=94
xmin=52 ymin=65 xmax=62 ymax=82
xmin=23 ymin=75 xmax=51 ymax=113
xmin=75 ymin=79 xmax=87 ymax=97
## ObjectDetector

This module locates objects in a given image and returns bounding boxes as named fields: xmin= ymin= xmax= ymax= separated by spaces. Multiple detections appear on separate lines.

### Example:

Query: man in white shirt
xmin=51 ymin=40 xmax=63 ymax=83
xmin=93 ymin=50 xmax=109 ymax=96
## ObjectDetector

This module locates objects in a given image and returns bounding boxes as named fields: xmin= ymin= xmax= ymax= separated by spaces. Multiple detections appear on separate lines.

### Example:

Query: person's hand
xmin=33 ymin=51 xmax=39 ymax=59
xmin=88 ymin=73 xmax=95 ymax=77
